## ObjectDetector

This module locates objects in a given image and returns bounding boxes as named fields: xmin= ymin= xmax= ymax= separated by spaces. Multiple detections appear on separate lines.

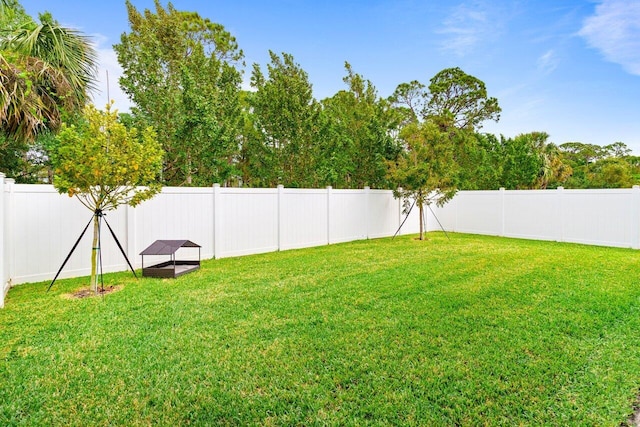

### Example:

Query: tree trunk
xmin=90 ymin=214 xmax=99 ymax=293
xmin=418 ymin=202 xmax=424 ymax=240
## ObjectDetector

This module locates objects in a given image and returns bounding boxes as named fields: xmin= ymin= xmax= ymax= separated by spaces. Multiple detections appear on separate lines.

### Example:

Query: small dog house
xmin=140 ymin=240 xmax=201 ymax=278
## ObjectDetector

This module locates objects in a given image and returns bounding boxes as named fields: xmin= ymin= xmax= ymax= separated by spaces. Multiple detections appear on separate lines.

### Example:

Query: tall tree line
xmin=2 ymin=0 xmax=638 ymax=190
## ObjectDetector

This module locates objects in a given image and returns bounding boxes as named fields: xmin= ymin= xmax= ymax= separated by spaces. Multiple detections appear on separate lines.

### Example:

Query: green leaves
xmin=0 ymin=4 xmax=97 ymax=142
xmin=248 ymin=51 xmax=320 ymax=187
xmin=114 ymin=0 xmax=243 ymax=186
xmin=426 ymin=67 xmax=501 ymax=131
xmin=388 ymin=68 xmax=502 ymax=236
xmin=52 ymin=102 xmax=163 ymax=212
xmin=390 ymin=121 xmax=460 ymax=203
xmin=51 ymin=102 xmax=163 ymax=292
xmin=318 ymin=63 xmax=402 ymax=189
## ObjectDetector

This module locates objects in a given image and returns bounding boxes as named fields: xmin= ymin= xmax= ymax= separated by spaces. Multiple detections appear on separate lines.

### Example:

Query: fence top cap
xmin=140 ymin=240 xmax=200 ymax=255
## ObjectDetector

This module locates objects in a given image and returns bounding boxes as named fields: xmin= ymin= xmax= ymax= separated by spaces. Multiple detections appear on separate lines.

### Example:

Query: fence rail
xmin=2 ymin=175 xmax=639 ymax=308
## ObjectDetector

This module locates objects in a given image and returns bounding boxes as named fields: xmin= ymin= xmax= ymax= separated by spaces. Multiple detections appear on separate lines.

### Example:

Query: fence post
xmin=557 ymin=187 xmax=565 ymax=243
xmin=499 ymin=187 xmax=505 ymax=237
xmin=212 ymin=184 xmax=221 ymax=258
xmin=632 ymin=186 xmax=640 ymax=249
xmin=326 ymin=186 xmax=332 ymax=245
xmin=0 ymin=173 xmax=5 ymax=308
xmin=364 ymin=186 xmax=370 ymax=239
xmin=277 ymin=185 xmax=284 ymax=251
xmin=397 ymin=187 xmax=403 ymax=235
xmin=6 ymin=178 xmax=14 ymax=291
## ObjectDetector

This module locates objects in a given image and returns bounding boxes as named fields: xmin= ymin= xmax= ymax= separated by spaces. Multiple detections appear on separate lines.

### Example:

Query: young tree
xmin=388 ymin=121 xmax=461 ymax=240
xmin=115 ymin=0 xmax=243 ymax=186
xmin=52 ymin=103 xmax=163 ymax=293
xmin=390 ymin=68 xmax=501 ymax=236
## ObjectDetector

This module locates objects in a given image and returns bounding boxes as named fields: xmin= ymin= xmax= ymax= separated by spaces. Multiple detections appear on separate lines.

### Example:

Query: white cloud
xmin=579 ymin=0 xmax=640 ymax=75
xmin=89 ymin=34 xmax=133 ymax=112
xmin=437 ymin=2 xmax=500 ymax=57
xmin=537 ymin=49 xmax=559 ymax=74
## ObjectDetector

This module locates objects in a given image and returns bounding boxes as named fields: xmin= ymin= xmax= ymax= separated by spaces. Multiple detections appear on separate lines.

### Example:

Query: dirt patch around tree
xmin=62 ymin=285 xmax=123 ymax=300
xmin=627 ymin=393 xmax=640 ymax=427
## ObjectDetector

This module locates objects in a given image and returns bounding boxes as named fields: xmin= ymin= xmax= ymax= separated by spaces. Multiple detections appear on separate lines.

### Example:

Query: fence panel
xmin=450 ymin=190 xmax=503 ymax=235
xmin=367 ymin=190 xmax=400 ymax=238
xmin=5 ymin=183 xmax=640 ymax=305
xmin=280 ymin=188 xmax=328 ymax=250
xmin=10 ymin=184 xmax=129 ymax=284
xmin=215 ymin=187 xmax=279 ymax=258
xmin=432 ymin=187 xmax=640 ymax=249
xmin=503 ymin=190 xmax=561 ymax=241
xmin=329 ymin=189 xmax=368 ymax=243
xmin=562 ymin=189 xmax=635 ymax=248
xmin=1 ymin=176 xmax=7 ymax=307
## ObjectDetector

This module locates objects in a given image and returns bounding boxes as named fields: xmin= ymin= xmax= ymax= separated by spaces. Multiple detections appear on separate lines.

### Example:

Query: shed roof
xmin=140 ymin=240 xmax=201 ymax=256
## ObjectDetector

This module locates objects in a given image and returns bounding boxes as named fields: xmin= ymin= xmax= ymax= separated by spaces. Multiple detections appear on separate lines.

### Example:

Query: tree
xmin=388 ymin=121 xmax=461 ymax=240
xmin=115 ymin=0 xmax=243 ymax=186
xmin=425 ymin=67 xmax=501 ymax=130
xmin=0 ymin=2 xmax=97 ymax=182
xmin=557 ymin=142 xmax=630 ymax=188
xmin=456 ymin=132 xmax=503 ymax=190
xmin=0 ymin=6 xmax=97 ymax=142
xmin=52 ymin=103 xmax=163 ymax=293
xmin=390 ymin=68 xmax=500 ymax=236
xmin=388 ymin=80 xmax=425 ymax=124
xmin=604 ymin=141 xmax=631 ymax=158
xmin=593 ymin=158 xmax=633 ymax=188
xmin=320 ymin=63 xmax=402 ymax=188
xmin=499 ymin=132 xmax=569 ymax=189
xmin=249 ymin=51 xmax=321 ymax=187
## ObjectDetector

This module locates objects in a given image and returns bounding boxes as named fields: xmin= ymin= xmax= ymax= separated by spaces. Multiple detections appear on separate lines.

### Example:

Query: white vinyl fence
xmin=0 ymin=176 xmax=421 ymax=307
xmin=431 ymin=186 xmax=640 ymax=249
xmin=2 ymin=175 xmax=640 ymax=308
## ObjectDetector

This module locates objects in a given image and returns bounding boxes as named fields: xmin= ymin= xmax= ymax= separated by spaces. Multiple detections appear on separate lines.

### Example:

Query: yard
xmin=1 ymin=233 xmax=639 ymax=425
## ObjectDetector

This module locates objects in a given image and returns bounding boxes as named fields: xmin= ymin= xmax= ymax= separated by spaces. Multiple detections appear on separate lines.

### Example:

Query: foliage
xmin=3 ymin=1 xmax=636 ymax=191
xmin=558 ymin=141 xmax=638 ymax=189
xmin=388 ymin=121 xmax=461 ymax=239
xmin=115 ymin=0 xmax=243 ymax=186
xmin=499 ymin=132 xmax=559 ymax=189
xmin=390 ymin=68 xmax=500 ymax=235
xmin=248 ymin=51 xmax=320 ymax=187
xmin=0 ymin=6 xmax=96 ymax=142
xmin=0 ymin=2 xmax=96 ymax=182
xmin=425 ymin=67 xmax=501 ymax=130
xmin=319 ymin=63 xmax=402 ymax=188
xmin=456 ymin=132 xmax=503 ymax=190
xmin=52 ymin=103 xmax=163 ymax=292
xmin=2 ymin=234 xmax=640 ymax=425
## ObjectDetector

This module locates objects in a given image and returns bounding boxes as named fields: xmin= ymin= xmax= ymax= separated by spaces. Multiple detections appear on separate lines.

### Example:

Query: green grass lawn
xmin=2 ymin=233 xmax=640 ymax=426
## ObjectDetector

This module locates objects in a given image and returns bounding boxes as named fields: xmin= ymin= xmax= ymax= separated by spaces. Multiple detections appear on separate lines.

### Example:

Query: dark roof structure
xmin=140 ymin=240 xmax=201 ymax=256
xmin=140 ymin=240 xmax=202 ymax=279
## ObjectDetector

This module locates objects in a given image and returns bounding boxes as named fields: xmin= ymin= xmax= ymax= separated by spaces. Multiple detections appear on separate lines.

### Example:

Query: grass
xmin=1 ymin=232 xmax=640 ymax=426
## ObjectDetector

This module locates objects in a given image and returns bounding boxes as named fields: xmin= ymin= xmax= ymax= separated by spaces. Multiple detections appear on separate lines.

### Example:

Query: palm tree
xmin=0 ymin=3 xmax=97 ymax=142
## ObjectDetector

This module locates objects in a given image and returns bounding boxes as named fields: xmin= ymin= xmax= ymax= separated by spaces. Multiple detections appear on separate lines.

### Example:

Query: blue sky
xmin=19 ymin=0 xmax=640 ymax=153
